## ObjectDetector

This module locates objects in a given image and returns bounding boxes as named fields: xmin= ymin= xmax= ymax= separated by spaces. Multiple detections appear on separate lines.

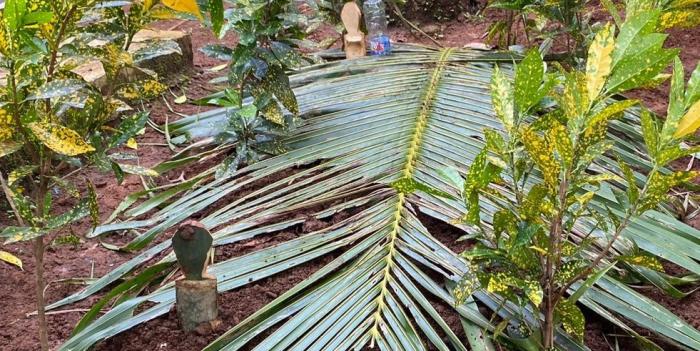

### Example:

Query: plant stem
xmin=557 ymin=165 xmax=656 ymax=299
xmin=34 ymin=157 xmax=50 ymax=351
xmin=33 ymin=237 xmax=49 ymax=351
xmin=521 ymin=14 xmax=531 ymax=45
xmin=542 ymin=176 xmax=569 ymax=350
xmin=46 ymin=5 xmax=76 ymax=82
xmin=556 ymin=209 xmax=633 ymax=298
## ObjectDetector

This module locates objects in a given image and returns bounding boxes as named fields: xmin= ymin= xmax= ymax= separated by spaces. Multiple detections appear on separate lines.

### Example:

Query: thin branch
xmin=556 ymin=165 xmax=657 ymax=299
xmin=389 ymin=2 xmax=444 ymax=48
xmin=26 ymin=308 xmax=102 ymax=317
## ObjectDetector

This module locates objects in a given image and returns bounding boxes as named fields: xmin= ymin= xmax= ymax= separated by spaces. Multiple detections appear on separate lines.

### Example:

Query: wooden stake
xmin=172 ymin=221 xmax=219 ymax=332
xmin=341 ymin=2 xmax=366 ymax=59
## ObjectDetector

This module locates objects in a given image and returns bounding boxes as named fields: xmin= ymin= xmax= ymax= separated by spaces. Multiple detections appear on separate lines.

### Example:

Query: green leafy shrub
xmin=199 ymin=0 xmax=305 ymax=177
xmin=451 ymin=10 xmax=700 ymax=349
xmin=485 ymin=0 xmax=592 ymax=52
xmin=399 ymin=0 xmax=477 ymax=21
xmin=0 ymin=0 xmax=222 ymax=348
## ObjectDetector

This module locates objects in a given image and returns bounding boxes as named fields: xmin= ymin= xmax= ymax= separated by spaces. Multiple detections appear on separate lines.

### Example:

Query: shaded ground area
xmin=1 ymin=4 xmax=699 ymax=351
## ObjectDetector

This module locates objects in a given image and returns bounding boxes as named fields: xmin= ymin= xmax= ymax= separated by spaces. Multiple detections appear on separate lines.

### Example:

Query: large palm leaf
xmin=57 ymin=46 xmax=700 ymax=351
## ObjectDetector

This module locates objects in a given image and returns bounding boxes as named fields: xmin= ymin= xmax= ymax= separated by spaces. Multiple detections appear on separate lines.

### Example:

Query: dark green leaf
xmin=111 ymin=161 xmax=124 ymax=185
xmin=200 ymin=44 xmax=234 ymax=61
xmin=511 ymin=222 xmax=540 ymax=249
xmin=207 ymin=0 xmax=225 ymax=36
xmin=87 ymin=182 xmax=99 ymax=228
xmin=108 ymin=112 xmax=149 ymax=148
xmin=133 ymin=40 xmax=181 ymax=62
xmin=618 ymin=160 xmax=639 ymax=205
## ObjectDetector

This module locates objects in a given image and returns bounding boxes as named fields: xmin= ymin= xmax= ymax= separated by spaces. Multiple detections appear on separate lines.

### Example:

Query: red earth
xmin=1 ymin=3 xmax=699 ymax=351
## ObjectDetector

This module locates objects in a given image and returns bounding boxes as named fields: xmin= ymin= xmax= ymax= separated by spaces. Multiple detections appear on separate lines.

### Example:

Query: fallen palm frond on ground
xmin=55 ymin=46 xmax=700 ymax=351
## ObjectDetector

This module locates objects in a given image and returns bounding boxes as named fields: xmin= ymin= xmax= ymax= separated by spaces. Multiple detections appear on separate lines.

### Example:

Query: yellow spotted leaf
xmin=582 ymin=99 xmax=638 ymax=147
xmin=491 ymin=65 xmax=514 ymax=131
xmin=0 ymin=140 xmax=23 ymax=158
xmin=260 ymin=102 xmax=285 ymax=125
xmin=660 ymin=9 xmax=700 ymax=30
xmin=673 ymin=100 xmax=700 ymax=138
xmin=524 ymin=280 xmax=543 ymax=307
xmin=28 ymin=122 xmax=95 ymax=156
xmin=623 ymin=253 xmax=665 ymax=271
xmin=453 ymin=265 xmax=479 ymax=306
xmin=0 ymin=108 xmax=12 ymax=140
xmin=556 ymin=300 xmax=585 ymax=341
xmin=8 ymin=165 xmax=36 ymax=186
xmin=586 ymin=23 xmax=615 ymax=102
xmin=0 ymin=250 xmax=22 ymax=270
xmin=161 ymin=0 xmax=202 ymax=19
xmin=126 ymin=138 xmax=138 ymax=149
xmin=560 ymin=72 xmax=590 ymax=122
xmin=0 ymin=125 xmax=12 ymax=140
xmin=521 ymin=127 xmax=559 ymax=191
xmin=548 ymin=122 xmax=573 ymax=167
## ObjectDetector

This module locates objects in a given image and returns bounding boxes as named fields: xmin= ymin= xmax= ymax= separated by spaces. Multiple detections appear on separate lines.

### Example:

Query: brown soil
xmin=1 ymin=4 xmax=699 ymax=351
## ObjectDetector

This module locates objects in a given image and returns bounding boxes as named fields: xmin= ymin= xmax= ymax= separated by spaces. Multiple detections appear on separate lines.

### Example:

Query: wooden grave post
xmin=173 ymin=220 xmax=218 ymax=332
xmin=341 ymin=2 xmax=366 ymax=59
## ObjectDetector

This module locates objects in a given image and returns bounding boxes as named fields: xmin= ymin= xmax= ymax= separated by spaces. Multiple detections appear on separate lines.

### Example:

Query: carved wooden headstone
xmin=341 ymin=1 xmax=366 ymax=59
xmin=173 ymin=220 xmax=218 ymax=332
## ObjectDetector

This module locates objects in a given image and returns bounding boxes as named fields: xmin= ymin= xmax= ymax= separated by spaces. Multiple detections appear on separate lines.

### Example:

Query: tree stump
xmin=175 ymin=278 xmax=218 ymax=332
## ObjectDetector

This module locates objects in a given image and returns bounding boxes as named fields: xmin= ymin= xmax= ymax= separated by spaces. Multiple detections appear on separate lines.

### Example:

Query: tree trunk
xmin=175 ymin=278 xmax=218 ymax=332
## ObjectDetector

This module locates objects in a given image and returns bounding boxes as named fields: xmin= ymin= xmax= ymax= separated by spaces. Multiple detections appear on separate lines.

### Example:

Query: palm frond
xmin=58 ymin=46 xmax=700 ymax=351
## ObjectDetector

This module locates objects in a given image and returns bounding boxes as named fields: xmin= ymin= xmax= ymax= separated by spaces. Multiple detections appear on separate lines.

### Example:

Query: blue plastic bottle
xmin=363 ymin=0 xmax=391 ymax=56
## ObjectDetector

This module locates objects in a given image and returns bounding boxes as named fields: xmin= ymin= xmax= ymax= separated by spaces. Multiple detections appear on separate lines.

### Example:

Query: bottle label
xmin=369 ymin=35 xmax=391 ymax=56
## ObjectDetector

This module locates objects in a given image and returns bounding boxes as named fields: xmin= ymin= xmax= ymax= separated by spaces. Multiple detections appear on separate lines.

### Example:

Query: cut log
xmin=175 ymin=278 xmax=219 ymax=332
